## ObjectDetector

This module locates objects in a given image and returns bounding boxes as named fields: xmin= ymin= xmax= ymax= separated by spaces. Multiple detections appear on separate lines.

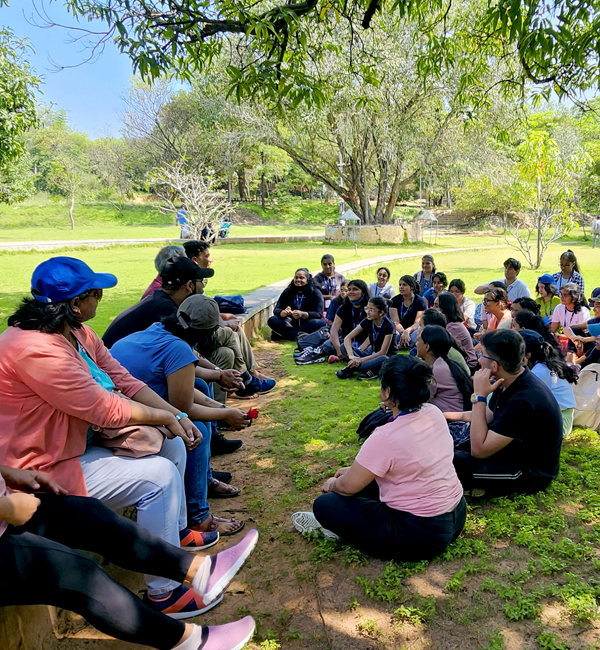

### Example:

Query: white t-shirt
xmin=495 ymin=278 xmax=531 ymax=299
xmin=355 ymin=403 xmax=463 ymax=517
xmin=551 ymin=304 xmax=590 ymax=329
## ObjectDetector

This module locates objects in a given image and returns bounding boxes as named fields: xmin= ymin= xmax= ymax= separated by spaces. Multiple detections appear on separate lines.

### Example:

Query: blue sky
xmin=2 ymin=1 xmax=135 ymax=138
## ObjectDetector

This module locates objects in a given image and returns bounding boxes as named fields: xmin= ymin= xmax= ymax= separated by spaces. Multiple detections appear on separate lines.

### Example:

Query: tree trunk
xmin=69 ymin=190 xmax=75 ymax=230
xmin=237 ymin=167 xmax=248 ymax=200
xmin=227 ymin=172 xmax=232 ymax=203
xmin=260 ymin=151 xmax=267 ymax=211
xmin=535 ymin=176 xmax=542 ymax=269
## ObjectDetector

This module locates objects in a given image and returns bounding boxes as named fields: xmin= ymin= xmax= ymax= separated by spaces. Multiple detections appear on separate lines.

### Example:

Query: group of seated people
xmin=0 ymin=242 xmax=286 ymax=649
xmin=286 ymin=249 xmax=593 ymax=563
xmin=0 ymin=243 xmax=594 ymax=647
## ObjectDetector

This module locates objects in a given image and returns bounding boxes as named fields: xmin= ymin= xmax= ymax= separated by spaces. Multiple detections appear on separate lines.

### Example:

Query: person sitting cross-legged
xmin=183 ymin=240 xmax=275 ymax=387
xmin=0 ymin=464 xmax=258 ymax=649
xmin=446 ymin=329 xmax=563 ymax=497
xmin=336 ymin=296 xmax=397 ymax=380
xmin=268 ymin=268 xmax=326 ymax=341
xmin=291 ymin=355 xmax=466 ymax=562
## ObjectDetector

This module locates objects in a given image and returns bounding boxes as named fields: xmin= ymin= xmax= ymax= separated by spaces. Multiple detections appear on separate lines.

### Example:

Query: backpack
xmin=573 ymin=363 xmax=600 ymax=430
xmin=214 ymin=295 xmax=247 ymax=314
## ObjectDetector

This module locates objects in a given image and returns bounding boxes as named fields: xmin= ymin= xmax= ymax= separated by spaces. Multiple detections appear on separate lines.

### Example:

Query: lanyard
xmin=389 ymin=407 xmax=420 ymax=422
xmin=295 ymin=294 xmax=304 ymax=310
xmin=325 ymin=276 xmax=336 ymax=295
xmin=400 ymin=297 xmax=413 ymax=322
xmin=542 ymin=299 xmax=553 ymax=318
xmin=352 ymin=306 xmax=363 ymax=329
xmin=421 ymin=273 xmax=431 ymax=292
xmin=557 ymin=273 xmax=573 ymax=290
xmin=562 ymin=307 xmax=577 ymax=328
xmin=372 ymin=320 xmax=383 ymax=343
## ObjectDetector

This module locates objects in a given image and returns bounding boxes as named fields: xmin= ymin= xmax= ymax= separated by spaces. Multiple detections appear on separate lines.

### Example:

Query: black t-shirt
xmin=487 ymin=367 xmax=562 ymax=489
xmin=358 ymin=316 xmax=397 ymax=354
xmin=102 ymin=290 xmax=177 ymax=349
xmin=335 ymin=301 xmax=368 ymax=341
xmin=389 ymin=294 xmax=428 ymax=329
xmin=273 ymin=287 xmax=324 ymax=321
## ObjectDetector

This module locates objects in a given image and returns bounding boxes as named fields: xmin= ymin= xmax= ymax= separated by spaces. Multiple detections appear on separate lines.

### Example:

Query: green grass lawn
xmin=1 ymin=237 xmax=598 ymax=336
xmin=0 ymin=194 xmax=329 ymax=241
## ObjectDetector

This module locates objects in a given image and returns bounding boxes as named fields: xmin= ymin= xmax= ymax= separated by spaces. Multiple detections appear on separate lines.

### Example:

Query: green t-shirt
xmin=536 ymin=295 xmax=561 ymax=320
xmin=448 ymin=347 xmax=469 ymax=374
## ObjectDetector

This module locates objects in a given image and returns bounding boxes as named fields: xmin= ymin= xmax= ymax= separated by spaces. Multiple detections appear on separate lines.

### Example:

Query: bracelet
xmin=175 ymin=412 xmax=188 ymax=422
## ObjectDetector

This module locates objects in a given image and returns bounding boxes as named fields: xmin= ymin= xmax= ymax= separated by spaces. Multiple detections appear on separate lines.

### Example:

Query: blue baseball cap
xmin=31 ymin=257 xmax=118 ymax=303
xmin=537 ymin=273 xmax=555 ymax=285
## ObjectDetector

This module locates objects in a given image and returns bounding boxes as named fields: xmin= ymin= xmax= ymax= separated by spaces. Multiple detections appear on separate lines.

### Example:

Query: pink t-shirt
xmin=0 ymin=474 xmax=7 ymax=538
xmin=429 ymin=357 xmax=465 ymax=412
xmin=355 ymin=403 xmax=463 ymax=517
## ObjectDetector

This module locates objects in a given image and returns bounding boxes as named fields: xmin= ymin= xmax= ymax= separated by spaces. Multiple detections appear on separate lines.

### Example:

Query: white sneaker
xmin=291 ymin=511 xmax=340 ymax=540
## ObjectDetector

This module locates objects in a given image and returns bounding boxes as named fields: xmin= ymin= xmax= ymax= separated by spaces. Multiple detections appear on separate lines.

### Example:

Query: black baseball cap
xmin=160 ymin=257 xmax=214 ymax=288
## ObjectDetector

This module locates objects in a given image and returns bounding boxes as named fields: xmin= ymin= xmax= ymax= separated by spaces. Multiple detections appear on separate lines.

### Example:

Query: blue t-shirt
xmin=78 ymin=343 xmax=115 ymax=392
xmin=110 ymin=322 xmax=197 ymax=401
xmin=531 ymin=362 xmax=576 ymax=410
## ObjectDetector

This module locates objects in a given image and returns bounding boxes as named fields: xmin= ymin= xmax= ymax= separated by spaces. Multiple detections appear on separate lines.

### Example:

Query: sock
xmin=173 ymin=624 xmax=204 ymax=650
xmin=191 ymin=556 xmax=213 ymax=595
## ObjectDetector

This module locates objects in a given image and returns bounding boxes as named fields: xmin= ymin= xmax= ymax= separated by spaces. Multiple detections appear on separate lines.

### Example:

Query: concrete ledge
xmin=239 ymin=245 xmax=504 ymax=339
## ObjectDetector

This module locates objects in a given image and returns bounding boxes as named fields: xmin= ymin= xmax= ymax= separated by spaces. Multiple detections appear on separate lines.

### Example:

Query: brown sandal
xmin=208 ymin=479 xmax=241 ymax=498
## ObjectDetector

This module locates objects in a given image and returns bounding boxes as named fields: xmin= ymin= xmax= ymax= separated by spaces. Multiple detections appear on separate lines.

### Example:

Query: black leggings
xmin=313 ymin=482 xmax=466 ymax=563
xmin=0 ymin=494 xmax=193 ymax=650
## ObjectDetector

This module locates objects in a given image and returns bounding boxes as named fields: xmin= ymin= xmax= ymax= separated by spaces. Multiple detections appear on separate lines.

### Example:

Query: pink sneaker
xmin=193 ymin=529 xmax=259 ymax=605
xmin=200 ymin=616 xmax=256 ymax=650
xmin=328 ymin=355 xmax=339 ymax=364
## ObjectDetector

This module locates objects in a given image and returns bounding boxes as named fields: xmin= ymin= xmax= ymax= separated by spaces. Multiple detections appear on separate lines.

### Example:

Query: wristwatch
xmin=470 ymin=394 xmax=487 ymax=404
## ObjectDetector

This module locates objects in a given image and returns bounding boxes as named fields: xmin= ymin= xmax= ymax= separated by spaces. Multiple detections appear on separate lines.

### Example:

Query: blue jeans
xmin=593 ymin=233 xmax=599 ymax=248
xmin=186 ymin=377 xmax=220 ymax=526
xmin=353 ymin=346 xmax=392 ymax=372
xmin=185 ymin=419 xmax=212 ymax=527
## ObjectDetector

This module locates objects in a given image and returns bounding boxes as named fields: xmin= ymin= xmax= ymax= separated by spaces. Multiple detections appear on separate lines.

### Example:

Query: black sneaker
xmin=295 ymin=347 xmax=326 ymax=365
xmin=336 ymin=367 xmax=355 ymax=379
xmin=211 ymin=433 xmax=243 ymax=456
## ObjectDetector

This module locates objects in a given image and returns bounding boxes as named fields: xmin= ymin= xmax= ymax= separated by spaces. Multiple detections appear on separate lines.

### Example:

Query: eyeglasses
xmin=365 ymin=307 xmax=380 ymax=313
xmin=476 ymin=351 xmax=497 ymax=363
xmin=482 ymin=298 xmax=498 ymax=304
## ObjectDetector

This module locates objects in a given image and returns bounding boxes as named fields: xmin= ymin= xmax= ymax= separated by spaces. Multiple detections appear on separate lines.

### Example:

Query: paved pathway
xmin=0 ymin=234 xmax=324 ymax=252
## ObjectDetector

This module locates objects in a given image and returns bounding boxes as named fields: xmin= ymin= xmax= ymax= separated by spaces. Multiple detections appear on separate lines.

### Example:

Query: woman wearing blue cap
xmin=0 ymin=256 xmax=228 ymax=619
xmin=535 ymin=273 xmax=561 ymax=323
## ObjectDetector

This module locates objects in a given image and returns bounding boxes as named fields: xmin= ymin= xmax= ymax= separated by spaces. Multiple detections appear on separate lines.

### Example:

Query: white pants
xmin=80 ymin=437 xmax=187 ymax=595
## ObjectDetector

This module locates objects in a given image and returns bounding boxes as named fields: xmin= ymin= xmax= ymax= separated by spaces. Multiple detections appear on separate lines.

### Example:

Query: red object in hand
xmin=247 ymin=408 xmax=259 ymax=421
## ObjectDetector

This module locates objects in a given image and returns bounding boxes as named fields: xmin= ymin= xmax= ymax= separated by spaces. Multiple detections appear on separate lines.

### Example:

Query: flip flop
xmin=228 ymin=391 xmax=258 ymax=400
xmin=211 ymin=515 xmax=246 ymax=537
xmin=208 ymin=479 xmax=241 ymax=499
xmin=192 ymin=515 xmax=246 ymax=537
